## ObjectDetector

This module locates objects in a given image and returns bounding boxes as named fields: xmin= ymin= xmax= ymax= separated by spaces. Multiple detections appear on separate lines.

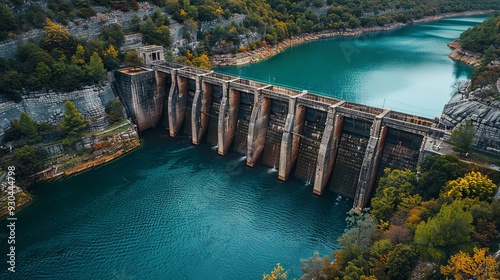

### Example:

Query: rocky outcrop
xmin=442 ymin=93 xmax=500 ymax=155
xmin=0 ymin=83 xmax=116 ymax=142
xmin=448 ymin=39 xmax=482 ymax=66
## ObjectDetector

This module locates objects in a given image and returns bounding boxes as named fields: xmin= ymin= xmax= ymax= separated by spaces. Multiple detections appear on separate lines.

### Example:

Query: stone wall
xmin=0 ymin=83 xmax=117 ymax=142
xmin=442 ymin=93 xmax=500 ymax=155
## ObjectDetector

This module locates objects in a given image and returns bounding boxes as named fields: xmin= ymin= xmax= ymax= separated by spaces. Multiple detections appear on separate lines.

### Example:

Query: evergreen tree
xmin=450 ymin=121 xmax=475 ymax=155
xmin=86 ymin=52 xmax=107 ymax=83
xmin=61 ymin=100 xmax=87 ymax=137
xmin=18 ymin=112 xmax=41 ymax=144
xmin=105 ymin=99 xmax=125 ymax=124
xmin=29 ymin=61 xmax=52 ymax=90
xmin=414 ymin=200 xmax=474 ymax=262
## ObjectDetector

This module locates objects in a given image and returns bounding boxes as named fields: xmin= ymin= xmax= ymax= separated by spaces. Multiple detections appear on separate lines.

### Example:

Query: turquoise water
xmin=0 ymin=14 xmax=490 ymax=279
xmin=216 ymin=15 xmax=489 ymax=118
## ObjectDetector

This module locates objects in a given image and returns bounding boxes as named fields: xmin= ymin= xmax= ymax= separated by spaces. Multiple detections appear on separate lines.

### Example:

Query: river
xmin=0 ymin=14 xmax=490 ymax=279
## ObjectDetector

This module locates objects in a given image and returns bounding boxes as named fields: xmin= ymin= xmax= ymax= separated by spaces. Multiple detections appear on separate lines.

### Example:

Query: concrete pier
xmin=246 ymin=91 xmax=271 ymax=167
xmin=192 ymin=74 xmax=213 ymax=145
xmin=218 ymin=85 xmax=240 ymax=155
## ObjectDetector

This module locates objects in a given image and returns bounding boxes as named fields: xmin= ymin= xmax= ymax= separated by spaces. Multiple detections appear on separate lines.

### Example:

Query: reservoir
xmin=216 ymin=15 xmax=489 ymax=118
xmin=0 ymin=14 xmax=490 ymax=279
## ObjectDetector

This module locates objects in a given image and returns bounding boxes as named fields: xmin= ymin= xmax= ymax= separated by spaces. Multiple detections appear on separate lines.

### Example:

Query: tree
xmin=440 ymin=248 xmax=500 ymax=280
xmin=86 ymin=52 xmax=107 ymax=83
xmin=387 ymin=244 xmax=418 ymax=280
xmin=414 ymin=200 xmax=474 ymax=262
xmin=71 ymin=44 xmax=86 ymax=66
xmin=18 ymin=112 xmax=40 ymax=144
xmin=300 ymin=252 xmax=330 ymax=280
xmin=0 ymin=4 xmax=16 ymax=40
xmin=103 ymin=45 xmax=120 ymax=70
xmin=53 ymin=57 xmax=85 ymax=91
xmin=124 ymin=50 xmax=143 ymax=69
xmin=370 ymin=168 xmax=416 ymax=223
xmin=99 ymin=23 xmax=125 ymax=48
xmin=442 ymin=171 xmax=497 ymax=202
xmin=450 ymin=120 xmax=475 ymax=155
xmin=263 ymin=263 xmax=288 ymax=280
xmin=61 ymin=100 xmax=87 ymax=137
xmin=29 ymin=61 xmax=52 ymax=90
xmin=416 ymin=154 xmax=463 ymax=200
xmin=192 ymin=54 xmax=211 ymax=69
xmin=336 ymin=211 xmax=376 ymax=265
xmin=0 ymin=70 xmax=23 ymax=102
xmin=13 ymin=145 xmax=44 ymax=181
xmin=105 ymin=99 xmax=125 ymax=124
xmin=40 ymin=18 xmax=77 ymax=56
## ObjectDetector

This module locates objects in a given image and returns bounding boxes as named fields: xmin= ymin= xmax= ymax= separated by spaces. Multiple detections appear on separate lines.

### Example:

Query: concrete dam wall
xmin=115 ymin=63 xmax=442 ymax=209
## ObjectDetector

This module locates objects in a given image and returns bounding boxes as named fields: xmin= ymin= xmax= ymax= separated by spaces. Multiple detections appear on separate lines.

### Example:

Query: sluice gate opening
xmin=205 ymin=84 xmax=222 ymax=145
xmin=262 ymin=100 xmax=289 ymax=168
xmin=233 ymin=91 xmax=254 ymax=154
xmin=377 ymin=128 xmax=424 ymax=176
xmin=183 ymin=78 xmax=196 ymax=136
xmin=294 ymin=108 xmax=327 ymax=183
xmin=329 ymin=118 xmax=371 ymax=198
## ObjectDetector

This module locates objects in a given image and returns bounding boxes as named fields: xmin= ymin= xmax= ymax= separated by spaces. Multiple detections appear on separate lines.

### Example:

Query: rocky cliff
xmin=0 ymin=82 xmax=116 ymax=142
xmin=441 ymin=89 xmax=500 ymax=155
xmin=448 ymin=39 xmax=482 ymax=66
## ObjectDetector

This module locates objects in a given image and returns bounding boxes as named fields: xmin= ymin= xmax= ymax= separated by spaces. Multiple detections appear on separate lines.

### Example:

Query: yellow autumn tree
xmin=263 ymin=263 xmax=288 ymax=280
xmin=104 ymin=45 xmax=119 ymax=59
xmin=441 ymin=171 xmax=497 ymax=202
xmin=71 ymin=44 xmax=86 ymax=66
xmin=41 ymin=18 xmax=76 ymax=55
xmin=440 ymin=247 xmax=500 ymax=280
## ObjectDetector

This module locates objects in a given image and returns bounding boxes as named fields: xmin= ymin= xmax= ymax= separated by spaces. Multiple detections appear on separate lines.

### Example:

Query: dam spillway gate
xmin=116 ymin=63 xmax=442 ymax=210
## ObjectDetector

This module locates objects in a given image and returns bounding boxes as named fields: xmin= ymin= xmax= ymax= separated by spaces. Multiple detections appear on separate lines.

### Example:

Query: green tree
xmin=0 ymin=4 xmax=16 ymax=40
xmin=99 ymin=23 xmax=125 ymax=48
xmin=86 ymin=52 xmax=107 ymax=83
xmin=124 ymin=50 xmax=143 ymax=69
xmin=414 ymin=200 xmax=474 ymax=262
xmin=29 ymin=61 xmax=52 ymax=90
xmin=370 ymin=168 xmax=416 ymax=223
xmin=300 ymin=252 xmax=330 ymax=280
xmin=336 ymin=211 xmax=376 ymax=266
xmin=0 ymin=70 xmax=23 ymax=102
xmin=105 ymin=99 xmax=125 ymax=124
xmin=387 ymin=244 xmax=418 ymax=280
xmin=18 ymin=112 xmax=40 ymax=144
xmin=61 ymin=100 xmax=87 ymax=137
xmin=450 ymin=121 xmax=475 ymax=155
xmin=442 ymin=171 xmax=497 ymax=202
xmin=71 ymin=44 xmax=86 ymax=66
xmin=53 ymin=57 xmax=85 ymax=91
xmin=416 ymin=154 xmax=463 ymax=200
xmin=13 ymin=145 xmax=44 ymax=181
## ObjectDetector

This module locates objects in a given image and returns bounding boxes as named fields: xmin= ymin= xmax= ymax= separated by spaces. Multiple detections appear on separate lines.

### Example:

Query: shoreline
xmin=447 ymin=39 xmax=482 ymax=66
xmin=210 ymin=10 xmax=493 ymax=67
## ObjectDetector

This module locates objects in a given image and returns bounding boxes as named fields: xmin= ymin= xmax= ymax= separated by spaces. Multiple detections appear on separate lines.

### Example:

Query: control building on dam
xmin=114 ymin=62 xmax=444 ymax=210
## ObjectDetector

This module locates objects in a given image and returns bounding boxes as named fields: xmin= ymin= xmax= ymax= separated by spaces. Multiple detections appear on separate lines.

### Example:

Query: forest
xmin=264 ymin=155 xmax=500 ymax=280
xmin=459 ymin=13 xmax=500 ymax=92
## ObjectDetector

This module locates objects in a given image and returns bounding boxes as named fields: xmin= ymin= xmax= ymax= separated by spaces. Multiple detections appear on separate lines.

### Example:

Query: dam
xmin=114 ymin=62 xmax=443 ymax=210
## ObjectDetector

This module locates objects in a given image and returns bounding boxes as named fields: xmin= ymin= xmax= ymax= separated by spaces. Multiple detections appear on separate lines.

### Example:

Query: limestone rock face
xmin=442 ymin=94 xmax=500 ymax=155
xmin=0 ymin=84 xmax=116 ymax=142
